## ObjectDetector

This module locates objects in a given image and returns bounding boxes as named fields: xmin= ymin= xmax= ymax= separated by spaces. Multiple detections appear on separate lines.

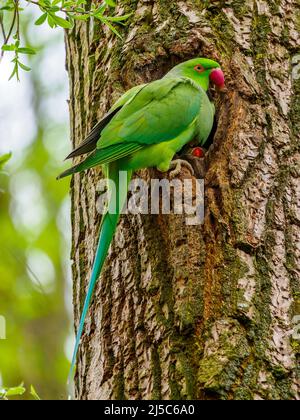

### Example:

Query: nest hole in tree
xmin=176 ymin=86 xmax=225 ymax=179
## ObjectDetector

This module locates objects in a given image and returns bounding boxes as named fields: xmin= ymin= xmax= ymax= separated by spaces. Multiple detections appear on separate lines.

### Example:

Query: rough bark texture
xmin=66 ymin=0 xmax=300 ymax=400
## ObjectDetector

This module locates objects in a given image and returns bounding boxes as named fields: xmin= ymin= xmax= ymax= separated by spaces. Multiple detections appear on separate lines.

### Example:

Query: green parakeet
xmin=58 ymin=58 xmax=225 ymax=381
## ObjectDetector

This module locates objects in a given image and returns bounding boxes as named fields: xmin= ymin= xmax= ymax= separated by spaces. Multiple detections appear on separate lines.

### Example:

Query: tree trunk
xmin=66 ymin=0 xmax=300 ymax=400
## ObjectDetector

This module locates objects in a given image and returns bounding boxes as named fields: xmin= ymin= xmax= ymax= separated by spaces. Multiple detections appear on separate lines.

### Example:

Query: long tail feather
xmin=57 ymin=143 xmax=141 ymax=180
xmin=65 ymin=107 xmax=122 ymax=160
xmin=68 ymin=162 xmax=132 ymax=388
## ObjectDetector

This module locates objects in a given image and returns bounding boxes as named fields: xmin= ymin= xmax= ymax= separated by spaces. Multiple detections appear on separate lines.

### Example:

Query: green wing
xmin=65 ymin=84 xmax=146 ymax=159
xmin=58 ymin=77 xmax=203 ymax=179
xmin=99 ymin=77 xmax=203 ymax=148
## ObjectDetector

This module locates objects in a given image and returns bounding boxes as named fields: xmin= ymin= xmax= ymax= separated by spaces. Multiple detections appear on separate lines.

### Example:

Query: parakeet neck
xmin=194 ymin=77 xmax=209 ymax=92
xmin=165 ymin=69 xmax=209 ymax=92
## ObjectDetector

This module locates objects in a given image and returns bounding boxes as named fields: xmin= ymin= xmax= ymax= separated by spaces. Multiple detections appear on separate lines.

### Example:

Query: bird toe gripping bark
xmin=168 ymin=159 xmax=195 ymax=179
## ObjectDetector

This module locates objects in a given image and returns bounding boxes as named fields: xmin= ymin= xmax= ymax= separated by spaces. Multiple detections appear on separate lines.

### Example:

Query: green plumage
xmin=61 ymin=58 xmax=222 ymax=385
xmin=58 ymin=60 xmax=219 ymax=179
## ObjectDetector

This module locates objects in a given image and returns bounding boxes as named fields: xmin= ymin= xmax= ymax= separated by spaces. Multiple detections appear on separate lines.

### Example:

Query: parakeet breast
xmin=195 ymin=88 xmax=215 ymax=145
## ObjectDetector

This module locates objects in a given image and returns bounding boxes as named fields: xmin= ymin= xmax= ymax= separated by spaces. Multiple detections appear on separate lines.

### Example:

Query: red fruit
xmin=192 ymin=147 xmax=205 ymax=158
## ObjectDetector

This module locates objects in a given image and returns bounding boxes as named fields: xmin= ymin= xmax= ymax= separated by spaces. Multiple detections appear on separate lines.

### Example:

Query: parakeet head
xmin=166 ymin=58 xmax=225 ymax=92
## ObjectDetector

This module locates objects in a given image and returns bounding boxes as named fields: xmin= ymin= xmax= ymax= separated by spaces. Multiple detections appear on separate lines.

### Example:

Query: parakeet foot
xmin=169 ymin=159 xmax=195 ymax=179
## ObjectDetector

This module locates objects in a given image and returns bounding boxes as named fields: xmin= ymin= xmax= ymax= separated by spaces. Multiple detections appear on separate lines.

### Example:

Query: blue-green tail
xmin=68 ymin=163 xmax=132 ymax=389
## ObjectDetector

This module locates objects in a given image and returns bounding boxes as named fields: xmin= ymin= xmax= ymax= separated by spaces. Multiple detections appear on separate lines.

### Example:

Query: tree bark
xmin=66 ymin=0 xmax=300 ymax=400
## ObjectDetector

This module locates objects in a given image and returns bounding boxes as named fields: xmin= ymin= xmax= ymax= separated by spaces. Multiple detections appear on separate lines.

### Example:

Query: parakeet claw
xmin=169 ymin=159 xmax=195 ymax=178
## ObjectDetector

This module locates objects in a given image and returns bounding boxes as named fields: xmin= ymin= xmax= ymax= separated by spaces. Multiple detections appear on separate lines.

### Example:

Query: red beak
xmin=209 ymin=68 xmax=225 ymax=90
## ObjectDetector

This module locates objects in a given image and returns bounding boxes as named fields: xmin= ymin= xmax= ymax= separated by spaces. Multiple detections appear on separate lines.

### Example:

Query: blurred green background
xmin=0 ymin=10 xmax=72 ymax=400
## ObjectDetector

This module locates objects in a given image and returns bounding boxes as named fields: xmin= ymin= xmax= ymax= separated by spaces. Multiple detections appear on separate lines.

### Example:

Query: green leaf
xmin=106 ymin=13 xmax=133 ymax=22
xmin=101 ymin=18 xmax=122 ymax=38
xmin=73 ymin=7 xmax=85 ymax=12
xmin=1 ymin=44 xmax=15 ymax=52
xmin=47 ymin=13 xmax=56 ymax=28
xmin=8 ymin=63 xmax=19 ymax=81
xmin=0 ymin=6 xmax=15 ymax=11
xmin=35 ymin=13 xmax=48 ymax=25
xmin=92 ymin=3 xmax=107 ymax=15
xmin=17 ymin=47 xmax=36 ymax=55
xmin=72 ymin=14 xmax=90 ymax=21
xmin=30 ymin=385 xmax=41 ymax=401
xmin=52 ymin=0 xmax=62 ymax=6
xmin=50 ymin=14 xmax=73 ymax=29
xmin=18 ymin=61 xmax=31 ymax=72
xmin=104 ymin=0 xmax=116 ymax=6
xmin=0 ymin=153 xmax=12 ymax=170
xmin=5 ymin=386 xmax=26 ymax=397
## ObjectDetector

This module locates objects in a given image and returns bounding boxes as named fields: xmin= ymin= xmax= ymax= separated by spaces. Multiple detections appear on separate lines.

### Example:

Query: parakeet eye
xmin=194 ymin=64 xmax=205 ymax=73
